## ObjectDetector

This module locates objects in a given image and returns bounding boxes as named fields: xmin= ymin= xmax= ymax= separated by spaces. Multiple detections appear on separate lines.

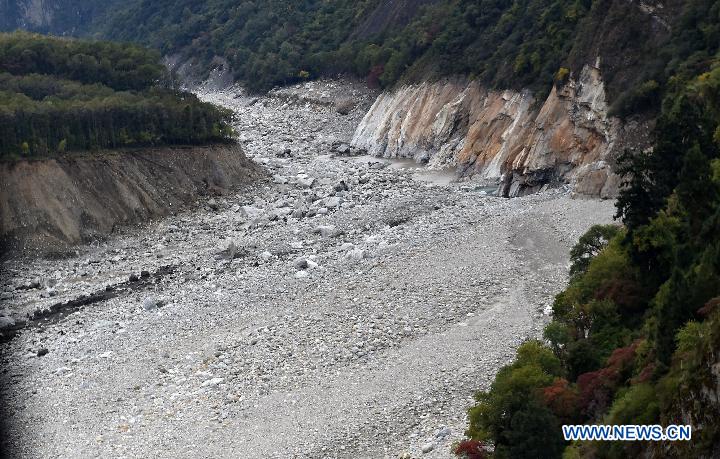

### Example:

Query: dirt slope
xmin=0 ymin=144 xmax=263 ymax=257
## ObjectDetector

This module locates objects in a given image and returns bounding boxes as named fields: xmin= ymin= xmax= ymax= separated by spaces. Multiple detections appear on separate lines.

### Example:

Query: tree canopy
xmin=0 ymin=32 xmax=234 ymax=159
xmin=85 ymin=0 xmax=719 ymax=110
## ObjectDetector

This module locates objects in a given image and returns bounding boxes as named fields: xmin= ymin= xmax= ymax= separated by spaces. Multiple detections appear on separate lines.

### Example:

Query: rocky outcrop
xmin=352 ymin=65 xmax=648 ymax=197
xmin=165 ymin=55 xmax=234 ymax=92
xmin=0 ymin=144 xmax=263 ymax=256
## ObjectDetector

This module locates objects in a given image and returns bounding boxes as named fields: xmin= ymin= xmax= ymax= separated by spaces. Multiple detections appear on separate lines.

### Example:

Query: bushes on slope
xmin=459 ymin=63 xmax=720 ymax=458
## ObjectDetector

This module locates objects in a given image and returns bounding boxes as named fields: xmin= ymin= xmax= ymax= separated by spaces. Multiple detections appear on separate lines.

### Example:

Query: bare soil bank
xmin=0 ymin=144 xmax=263 ymax=257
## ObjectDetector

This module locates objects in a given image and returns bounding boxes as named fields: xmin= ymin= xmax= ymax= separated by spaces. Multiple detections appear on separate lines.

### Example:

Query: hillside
xmin=0 ymin=0 xmax=118 ymax=35
xmin=458 ymin=61 xmax=720 ymax=458
xmin=0 ymin=32 xmax=234 ymax=159
xmin=2 ymin=1 xmax=717 ymax=117
xmin=89 ymin=0 xmax=717 ymax=112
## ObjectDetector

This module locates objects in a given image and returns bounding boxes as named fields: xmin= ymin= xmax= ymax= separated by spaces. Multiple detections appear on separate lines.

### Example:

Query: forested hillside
xmin=457 ymin=62 xmax=720 ymax=458
xmin=88 ymin=0 xmax=718 ymax=113
xmin=2 ymin=0 xmax=717 ymax=117
xmin=93 ymin=0 xmax=607 ymax=93
xmin=0 ymin=32 xmax=234 ymax=159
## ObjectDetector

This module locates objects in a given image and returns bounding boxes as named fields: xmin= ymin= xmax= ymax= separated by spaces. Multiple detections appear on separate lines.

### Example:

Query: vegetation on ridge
xmin=0 ymin=32 xmax=234 ymax=159
xmin=86 ymin=0 xmax=719 ymax=113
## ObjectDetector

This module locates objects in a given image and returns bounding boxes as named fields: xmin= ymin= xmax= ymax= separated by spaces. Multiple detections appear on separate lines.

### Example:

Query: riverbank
xmin=0 ymin=143 xmax=263 ymax=258
xmin=0 ymin=80 xmax=615 ymax=458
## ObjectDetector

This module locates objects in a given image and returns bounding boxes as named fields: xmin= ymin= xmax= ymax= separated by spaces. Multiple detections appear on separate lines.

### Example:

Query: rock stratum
xmin=352 ymin=65 xmax=651 ymax=198
xmin=0 ymin=144 xmax=262 ymax=256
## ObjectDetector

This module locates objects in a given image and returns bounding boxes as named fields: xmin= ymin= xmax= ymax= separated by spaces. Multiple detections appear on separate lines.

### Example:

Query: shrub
xmin=466 ymin=342 xmax=563 ymax=456
xmin=453 ymin=439 xmax=488 ymax=459
xmin=554 ymin=67 xmax=570 ymax=88
xmin=542 ymin=378 xmax=581 ymax=425
xmin=569 ymin=224 xmax=622 ymax=278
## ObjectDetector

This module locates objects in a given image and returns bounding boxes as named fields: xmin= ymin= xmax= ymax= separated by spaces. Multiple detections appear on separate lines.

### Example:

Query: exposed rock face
xmin=0 ymin=0 xmax=115 ymax=34
xmin=0 ymin=144 xmax=263 ymax=256
xmin=165 ymin=55 xmax=234 ymax=92
xmin=352 ymin=65 xmax=646 ymax=197
xmin=17 ymin=0 xmax=53 ymax=28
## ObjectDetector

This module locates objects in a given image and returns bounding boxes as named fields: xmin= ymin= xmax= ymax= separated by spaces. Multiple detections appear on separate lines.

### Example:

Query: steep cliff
xmin=352 ymin=65 xmax=652 ymax=197
xmin=0 ymin=144 xmax=263 ymax=256
xmin=0 ymin=0 xmax=116 ymax=34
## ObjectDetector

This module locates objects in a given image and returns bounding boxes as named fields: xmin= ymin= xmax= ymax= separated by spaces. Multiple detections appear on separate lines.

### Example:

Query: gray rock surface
xmin=0 ymin=79 xmax=615 ymax=458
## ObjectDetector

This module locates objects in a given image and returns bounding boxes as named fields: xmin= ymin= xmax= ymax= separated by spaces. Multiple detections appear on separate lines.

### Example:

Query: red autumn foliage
xmin=698 ymin=297 xmax=720 ymax=317
xmin=577 ymin=367 xmax=618 ymax=418
xmin=542 ymin=378 xmax=581 ymax=424
xmin=633 ymin=363 xmax=656 ymax=384
xmin=606 ymin=342 xmax=638 ymax=369
xmin=576 ymin=342 xmax=639 ymax=419
xmin=453 ymin=440 xmax=488 ymax=459
xmin=366 ymin=64 xmax=384 ymax=89
xmin=594 ymin=277 xmax=643 ymax=311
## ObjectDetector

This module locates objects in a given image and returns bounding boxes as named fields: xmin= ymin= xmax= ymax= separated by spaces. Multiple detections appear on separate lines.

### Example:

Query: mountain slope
xmin=2 ymin=0 xmax=717 ymax=115
xmin=90 ymin=0 xmax=715 ymax=107
xmin=0 ymin=0 xmax=118 ymax=35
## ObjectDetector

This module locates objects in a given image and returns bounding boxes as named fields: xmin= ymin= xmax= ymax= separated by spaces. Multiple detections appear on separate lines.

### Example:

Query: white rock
xmin=242 ymin=206 xmax=264 ymax=219
xmin=325 ymin=197 xmax=341 ymax=208
xmin=201 ymin=378 xmax=225 ymax=387
xmin=315 ymin=225 xmax=337 ymax=238
xmin=143 ymin=297 xmax=159 ymax=311
xmin=346 ymin=248 xmax=366 ymax=260
xmin=274 ymin=207 xmax=293 ymax=217
xmin=297 ymin=177 xmax=315 ymax=188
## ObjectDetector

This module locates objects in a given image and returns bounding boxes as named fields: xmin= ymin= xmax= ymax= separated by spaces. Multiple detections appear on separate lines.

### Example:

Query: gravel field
xmin=0 ymin=80 xmax=615 ymax=458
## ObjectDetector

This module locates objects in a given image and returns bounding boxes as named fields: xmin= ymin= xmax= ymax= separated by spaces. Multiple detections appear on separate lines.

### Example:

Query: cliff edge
xmin=0 ymin=143 xmax=263 ymax=257
xmin=352 ymin=66 xmax=652 ymax=198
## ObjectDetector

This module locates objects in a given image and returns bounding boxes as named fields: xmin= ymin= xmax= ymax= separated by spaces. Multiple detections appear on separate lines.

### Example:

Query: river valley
xmin=0 ymin=80 xmax=616 ymax=458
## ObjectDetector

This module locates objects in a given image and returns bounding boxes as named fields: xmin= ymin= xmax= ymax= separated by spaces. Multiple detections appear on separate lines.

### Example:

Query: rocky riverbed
xmin=0 ymin=79 xmax=615 ymax=458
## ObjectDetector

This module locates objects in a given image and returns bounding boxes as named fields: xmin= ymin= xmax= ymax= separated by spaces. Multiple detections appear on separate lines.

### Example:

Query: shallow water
xmin=351 ymin=155 xmax=457 ymax=185
xmin=351 ymin=155 xmax=500 ymax=193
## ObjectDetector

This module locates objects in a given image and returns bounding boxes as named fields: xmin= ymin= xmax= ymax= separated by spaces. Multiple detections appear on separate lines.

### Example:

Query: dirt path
xmin=0 ymin=80 xmax=615 ymax=458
